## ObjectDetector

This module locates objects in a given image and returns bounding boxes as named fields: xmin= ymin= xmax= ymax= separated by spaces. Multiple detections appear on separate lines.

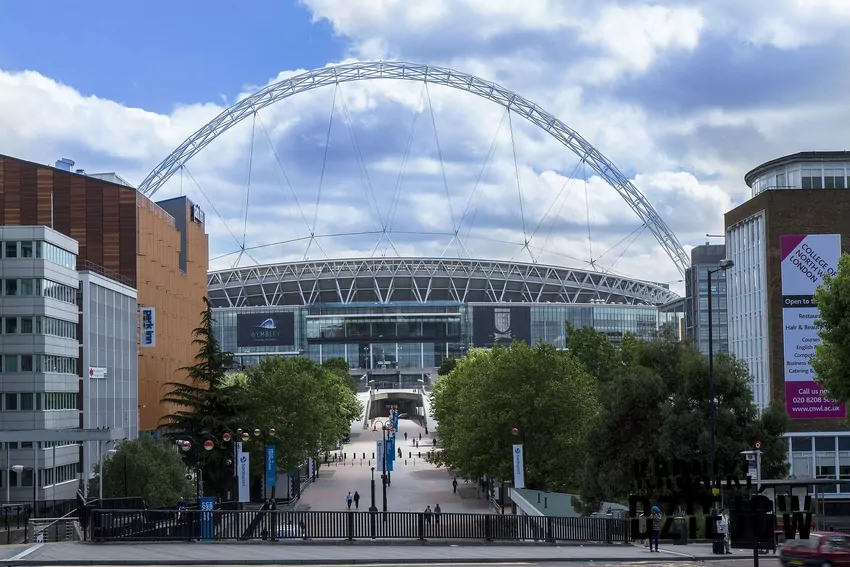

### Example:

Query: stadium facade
xmin=208 ymin=257 xmax=681 ymax=386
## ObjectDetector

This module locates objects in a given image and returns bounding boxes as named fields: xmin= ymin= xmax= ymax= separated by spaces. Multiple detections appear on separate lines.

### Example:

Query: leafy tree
xmin=438 ymin=357 xmax=458 ymax=376
xmin=160 ymin=297 xmax=244 ymax=499
xmin=430 ymin=342 xmax=599 ymax=491
xmin=237 ymin=357 xmax=363 ymax=497
xmin=89 ymin=437 xmax=193 ymax=508
xmin=812 ymin=253 xmax=850 ymax=402
xmin=572 ymin=329 xmax=789 ymax=513
xmin=322 ymin=357 xmax=358 ymax=393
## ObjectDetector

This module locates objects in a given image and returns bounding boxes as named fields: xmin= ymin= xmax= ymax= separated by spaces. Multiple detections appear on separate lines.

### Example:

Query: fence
xmin=89 ymin=509 xmax=631 ymax=543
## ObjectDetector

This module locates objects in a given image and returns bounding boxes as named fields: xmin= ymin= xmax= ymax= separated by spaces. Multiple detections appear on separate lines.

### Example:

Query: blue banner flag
xmin=393 ymin=412 xmax=399 ymax=431
xmin=265 ymin=445 xmax=277 ymax=487
xmin=200 ymin=497 xmax=215 ymax=541
xmin=386 ymin=441 xmax=394 ymax=472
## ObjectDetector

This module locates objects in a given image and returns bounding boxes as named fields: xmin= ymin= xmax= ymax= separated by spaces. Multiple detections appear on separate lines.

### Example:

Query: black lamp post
xmin=707 ymin=258 xmax=733 ymax=555
xmin=11 ymin=465 xmax=36 ymax=518
xmin=372 ymin=419 xmax=394 ymax=520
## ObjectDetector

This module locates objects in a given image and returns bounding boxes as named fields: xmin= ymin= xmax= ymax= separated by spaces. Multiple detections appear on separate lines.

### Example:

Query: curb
xmin=82 ymin=540 xmax=635 ymax=548
xmin=2 ymin=558 xmax=706 ymax=566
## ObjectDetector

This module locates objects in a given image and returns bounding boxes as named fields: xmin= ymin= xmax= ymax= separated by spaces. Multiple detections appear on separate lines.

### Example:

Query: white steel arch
xmin=139 ymin=61 xmax=690 ymax=275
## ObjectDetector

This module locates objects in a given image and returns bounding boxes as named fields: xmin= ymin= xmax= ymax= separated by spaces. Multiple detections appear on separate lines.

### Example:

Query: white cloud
xmin=2 ymin=0 xmax=850 ymax=299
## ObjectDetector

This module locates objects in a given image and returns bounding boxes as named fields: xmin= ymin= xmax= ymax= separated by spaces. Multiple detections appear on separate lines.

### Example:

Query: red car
xmin=779 ymin=532 xmax=850 ymax=567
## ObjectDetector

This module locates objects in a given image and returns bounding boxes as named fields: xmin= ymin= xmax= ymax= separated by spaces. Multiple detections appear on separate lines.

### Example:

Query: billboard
xmin=236 ymin=312 xmax=295 ymax=347
xmin=780 ymin=234 xmax=846 ymax=420
xmin=471 ymin=305 xmax=531 ymax=347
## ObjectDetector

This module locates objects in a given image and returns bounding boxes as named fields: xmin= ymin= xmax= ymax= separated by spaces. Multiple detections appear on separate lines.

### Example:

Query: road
xmin=26 ymin=561 xmax=767 ymax=567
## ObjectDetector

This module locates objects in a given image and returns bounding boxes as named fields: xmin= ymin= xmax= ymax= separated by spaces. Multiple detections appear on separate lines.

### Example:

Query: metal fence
xmin=89 ymin=509 xmax=631 ymax=543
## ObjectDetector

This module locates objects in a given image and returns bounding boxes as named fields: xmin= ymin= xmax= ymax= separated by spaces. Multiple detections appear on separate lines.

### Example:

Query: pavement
xmin=301 ymin=397 xmax=490 ymax=515
xmin=0 ymin=541 xmax=773 ymax=565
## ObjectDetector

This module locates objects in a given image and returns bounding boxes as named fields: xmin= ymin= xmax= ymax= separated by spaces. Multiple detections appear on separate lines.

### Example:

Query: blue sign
xmin=265 ymin=445 xmax=277 ymax=487
xmin=389 ymin=434 xmax=396 ymax=461
xmin=200 ymin=497 xmax=215 ymax=541
xmin=393 ymin=412 xmax=399 ymax=431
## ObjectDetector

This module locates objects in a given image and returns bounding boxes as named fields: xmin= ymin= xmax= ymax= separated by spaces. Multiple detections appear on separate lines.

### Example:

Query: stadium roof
xmin=207 ymin=257 xmax=678 ymax=308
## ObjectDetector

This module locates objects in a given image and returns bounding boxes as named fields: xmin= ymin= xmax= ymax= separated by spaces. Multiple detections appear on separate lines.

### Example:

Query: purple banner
xmin=785 ymin=381 xmax=846 ymax=420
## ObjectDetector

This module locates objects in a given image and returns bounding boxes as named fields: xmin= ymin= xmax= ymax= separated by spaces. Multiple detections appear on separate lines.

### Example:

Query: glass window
xmin=20 ymin=393 xmax=33 ymax=411
xmin=20 ymin=279 xmax=34 ymax=296
xmin=815 ymin=437 xmax=835 ymax=451
xmin=34 ymin=241 xmax=43 ymax=258
xmin=791 ymin=437 xmax=812 ymax=451
xmin=4 ymin=393 xmax=17 ymax=410
xmin=20 ymin=355 xmax=33 ymax=372
xmin=4 ymin=242 xmax=17 ymax=258
xmin=20 ymin=318 xmax=33 ymax=334
xmin=4 ymin=318 xmax=17 ymax=334
xmin=4 ymin=279 xmax=17 ymax=296
xmin=3 ymin=355 xmax=18 ymax=373
xmin=20 ymin=241 xmax=33 ymax=258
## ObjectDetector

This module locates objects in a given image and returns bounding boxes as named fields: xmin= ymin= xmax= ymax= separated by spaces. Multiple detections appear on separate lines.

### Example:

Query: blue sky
xmin=1 ymin=0 xmax=849 ymax=290
xmin=0 ymin=0 xmax=344 ymax=112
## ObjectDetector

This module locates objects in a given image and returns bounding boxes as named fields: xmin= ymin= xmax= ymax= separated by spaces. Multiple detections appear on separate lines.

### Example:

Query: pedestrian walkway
xmin=299 ymin=402 xmax=489 ymax=515
xmin=0 ymin=540 xmax=752 ymax=565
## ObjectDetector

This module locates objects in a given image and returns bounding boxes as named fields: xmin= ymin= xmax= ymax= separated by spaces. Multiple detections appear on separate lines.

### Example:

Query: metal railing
xmin=89 ymin=509 xmax=630 ymax=543
xmin=27 ymin=510 xmax=82 ymax=543
xmin=76 ymin=259 xmax=136 ymax=288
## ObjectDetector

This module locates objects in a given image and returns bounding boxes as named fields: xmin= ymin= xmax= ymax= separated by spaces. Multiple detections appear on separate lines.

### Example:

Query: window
xmin=20 ymin=393 xmax=33 ymax=411
xmin=4 ymin=318 xmax=17 ymax=334
xmin=4 ymin=393 xmax=17 ymax=410
xmin=20 ymin=279 xmax=35 ymax=296
xmin=20 ymin=355 xmax=33 ymax=372
xmin=4 ymin=279 xmax=17 ymax=296
xmin=20 ymin=318 xmax=33 ymax=334
xmin=20 ymin=241 xmax=33 ymax=258
xmin=43 ymin=392 xmax=77 ymax=410
xmin=4 ymin=242 xmax=17 ymax=258
xmin=3 ymin=355 xmax=18 ymax=373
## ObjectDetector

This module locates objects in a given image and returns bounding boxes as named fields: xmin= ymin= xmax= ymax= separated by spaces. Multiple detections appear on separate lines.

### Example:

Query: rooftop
xmin=745 ymin=151 xmax=850 ymax=187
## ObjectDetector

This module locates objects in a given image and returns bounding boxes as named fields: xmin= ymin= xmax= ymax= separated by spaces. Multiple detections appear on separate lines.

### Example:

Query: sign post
xmin=237 ymin=453 xmax=250 ymax=503
xmin=200 ymin=497 xmax=215 ymax=541
xmin=512 ymin=444 xmax=525 ymax=489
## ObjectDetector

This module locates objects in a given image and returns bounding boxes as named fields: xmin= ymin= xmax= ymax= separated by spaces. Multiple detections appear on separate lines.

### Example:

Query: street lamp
xmin=106 ymin=449 xmax=128 ymax=497
xmin=708 ymin=258 xmax=733 ymax=556
xmin=511 ymin=427 xmax=527 ymax=489
xmin=11 ymin=465 xmax=36 ymax=518
xmin=707 ymin=258 xmax=733 ymax=479
xmin=371 ymin=419 xmax=394 ymax=518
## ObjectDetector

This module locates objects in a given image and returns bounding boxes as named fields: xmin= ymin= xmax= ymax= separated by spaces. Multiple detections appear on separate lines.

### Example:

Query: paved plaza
xmin=299 ymin=394 xmax=490 ymax=515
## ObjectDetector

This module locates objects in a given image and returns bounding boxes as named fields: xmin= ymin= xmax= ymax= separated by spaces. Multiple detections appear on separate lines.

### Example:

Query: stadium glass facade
xmin=211 ymin=302 xmax=677 ymax=387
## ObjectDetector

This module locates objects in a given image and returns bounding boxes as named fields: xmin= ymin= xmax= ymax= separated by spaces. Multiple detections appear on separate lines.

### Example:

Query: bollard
xmin=362 ymin=453 xmax=365 ymax=459
xmin=418 ymin=452 xmax=421 ymax=458
xmin=409 ymin=452 xmax=412 ymax=459
xmin=368 ymin=460 xmax=371 ymax=466
xmin=405 ymin=460 xmax=407 ymax=466
xmin=372 ymin=452 xmax=375 ymax=459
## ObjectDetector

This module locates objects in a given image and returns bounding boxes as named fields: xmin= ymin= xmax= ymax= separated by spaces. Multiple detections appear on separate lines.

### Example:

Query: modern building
xmin=79 ymin=268 xmax=139 ymax=482
xmin=0 ymin=226 xmax=81 ymax=504
xmin=683 ymin=244 xmax=729 ymax=356
xmin=207 ymin=258 xmax=680 ymax=386
xmin=725 ymin=151 xmax=850 ymax=507
xmin=0 ymin=154 xmax=209 ymax=436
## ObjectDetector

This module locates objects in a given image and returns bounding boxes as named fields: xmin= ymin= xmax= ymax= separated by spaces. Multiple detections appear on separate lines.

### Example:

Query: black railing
xmin=89 ymin=509 xmax=631 ymax=543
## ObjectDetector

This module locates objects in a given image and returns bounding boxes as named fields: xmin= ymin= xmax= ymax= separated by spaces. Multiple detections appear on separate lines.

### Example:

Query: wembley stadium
xmin=134 ymin=61 xmax=689 ymax=386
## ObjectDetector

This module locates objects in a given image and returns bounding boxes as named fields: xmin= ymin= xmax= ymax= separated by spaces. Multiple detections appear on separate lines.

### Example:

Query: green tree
xmin=430 ymin=342 xmax=599 ymax=491
xmin=812 ymin=253 xmax=850 ymax=402
xmin=322 ymin=357 xmax=358 ymax=393
xmin=237 ymin=357 xmax=363 ymax=496
xmin=438 ymin=357 xmax=458 ymax=376
xmin=89 ymin=437 xmax=193 ymax=508
xmin=572 ymin=329 xmax=789 ymax=513
xmin=160 ymin=297 xmax=244 ymax=498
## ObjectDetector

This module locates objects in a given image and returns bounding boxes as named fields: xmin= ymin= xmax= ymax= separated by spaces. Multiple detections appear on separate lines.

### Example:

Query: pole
xmin=52 ymin=445 xmax=56 ymax=505
xmin=381 ymin=428 xmax=388 ymax=520
xmin=123 ymin=452 xmax=128 ymax=497
xmin=32 ymin=468 xmax=37 ymax=519
xmin=707 ymin=268 xmax=721 ymax=554
xmin=369 ymin=467 xmax=377 ymax=511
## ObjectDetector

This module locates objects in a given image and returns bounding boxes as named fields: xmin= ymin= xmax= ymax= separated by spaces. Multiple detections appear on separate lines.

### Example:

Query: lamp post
xmin=706 ymin=259 xmax=733 ymax=479
xmin=372 ymin=419 xmax=394 ymax=518
xmin=248 ymin=427 xmax=277 ymax=502
xmin=106 ymin=449 xmax=128 ymax=497
xmin=11 ymin=465 xmax=36 ymax=518
xmin=707 ymin=258 xmax=733 ymax=555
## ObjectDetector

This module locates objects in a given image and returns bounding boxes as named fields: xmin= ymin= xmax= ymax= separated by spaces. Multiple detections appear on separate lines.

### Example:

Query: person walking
xmin=353 ymin=491 xmax=361 ymax=510
xmin=452 ymin=478 xmax=458 ymax=493
xmin=649 ymin=506 xmax=662 ymax=552
xmin=346 ymin=492 xmax=353 ymax=510
xmin=719 ymin=508 xmax=732 ymax=554
xmin=404 ymin=432 xmax=408 ymax=441
xmin=434 ymin=504 xmax=442 ymax=525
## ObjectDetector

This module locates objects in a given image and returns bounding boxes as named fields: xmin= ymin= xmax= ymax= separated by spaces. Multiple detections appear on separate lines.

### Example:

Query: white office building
xmin=0 ymin=226 xmax=81 ymax=505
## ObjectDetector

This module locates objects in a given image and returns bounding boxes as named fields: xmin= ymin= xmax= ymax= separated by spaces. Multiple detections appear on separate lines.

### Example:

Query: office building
xmin=0 ymin=154 xmax=209 ymax=435
xmin=725 ymin=151 xmax=850 ymax=510
xmin=0 ymin=226 xmax=80 ymax=503
xmin=683 ymin=244 xmax=729 ymax=356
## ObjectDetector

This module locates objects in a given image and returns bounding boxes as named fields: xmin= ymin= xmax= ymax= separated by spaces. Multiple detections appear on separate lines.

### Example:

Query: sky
xmin=2 ymin=0 xmax=849 ymax=296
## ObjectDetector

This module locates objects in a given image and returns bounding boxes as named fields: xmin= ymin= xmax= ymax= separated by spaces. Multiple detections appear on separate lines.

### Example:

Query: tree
xmin=812 ymin=253 xmax=850 ymax=402
xmin=236 ymin=357 xmax=363 ymax=496
xmin=572 ymin=329 xmax=789 ymax=513
xmin=160 ymin=296 xmax=244 ymax=498
xmin=438 ymin=357 xmax=458 ymax=376
xmin=430 ymin=342 xmax=599 ymax=491
xmin=322 ymin=357 xmax=358 ymax=393
xmin=89 ymin=437 xmax=193 ymax=508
